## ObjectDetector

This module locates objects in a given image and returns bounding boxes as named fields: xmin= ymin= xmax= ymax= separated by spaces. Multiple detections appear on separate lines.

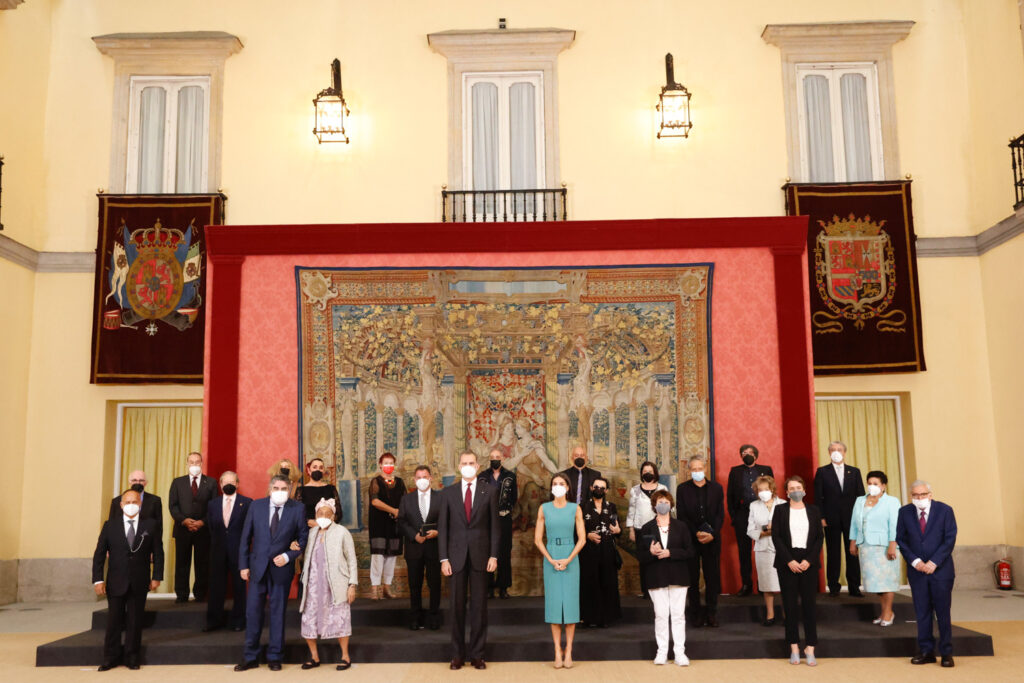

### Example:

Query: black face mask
xmin=742 ymin=455 xmax=755 ymax=466
xmin=222 ymin=483 xmax=237 ymax=496
xmin=641 ymin=472 xmax=656 ymax=483
xmin=591 ymin=489 xmax=605 ymax=500
xmin=573 ymin=457 xmax=586 ymax=468
xmin=280 ymin=468 xmax=291 ymax=477
xmin=310 ymin=470 xmax=324 ymax=481
xmin=130 ymin=483 xmax=145 ymax=494
xmin=490 ymin=459 xmax=502 ymax=471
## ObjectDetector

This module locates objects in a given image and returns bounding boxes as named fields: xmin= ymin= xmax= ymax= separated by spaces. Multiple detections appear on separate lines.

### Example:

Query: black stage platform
xmin=36 ymin=594 xmax=994 ymax=666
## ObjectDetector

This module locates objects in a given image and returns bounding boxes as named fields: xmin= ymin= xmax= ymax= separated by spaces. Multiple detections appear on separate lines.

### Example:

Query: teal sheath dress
xmin=542 ymin=501 xmax=580 ymax=624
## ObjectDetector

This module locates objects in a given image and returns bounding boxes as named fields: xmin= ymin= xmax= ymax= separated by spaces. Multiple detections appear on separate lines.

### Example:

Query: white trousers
xmin=650 ymin=586 xmax=688 ymax=659
xmin=370 ymin=554 xmax=396 ymax=586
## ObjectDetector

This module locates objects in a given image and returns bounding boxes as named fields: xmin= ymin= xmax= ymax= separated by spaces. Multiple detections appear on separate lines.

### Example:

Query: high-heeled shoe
xmin=805 ymin=650 xmax=817 ymax=666
xmin=369 ymin=586 xmax=381 ymax=600
xmin=563 ymin=651 xmax=574 ymax=669
xmin=554 ymin=648 xmax=563 ymax=669
xmin=879 ymin=616 xmax=895 ymax=627
xmin=382 ymin=585 xmax=395 ymax=599
xmin=789 ymin=652 xmax=800 ymax=665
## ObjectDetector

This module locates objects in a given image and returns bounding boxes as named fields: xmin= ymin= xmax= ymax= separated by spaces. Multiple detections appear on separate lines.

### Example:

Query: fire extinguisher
xmin=994 ymin=558 xmax=1013 ymax=590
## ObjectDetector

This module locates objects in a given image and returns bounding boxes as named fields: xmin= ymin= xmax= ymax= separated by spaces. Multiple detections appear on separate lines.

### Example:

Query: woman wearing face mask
xmin=266 ymin=459 xmax=300 ymax=497
xmin=638 ymin=490 xmax=695 ymax=666
xmin=771 ymin=476 xmax=823 ymax=666
xmin=746 ymin=475 xmax=784 ymax=625
xmin=297 ymin=458 xmax=341 ymax=528
xmin=367 ymin=452 xmax=405 ymax=600
xmin=299 ymin=499 xmax=358 ymax=671
xmin=535 ymin=473 xmax=587 ymax=668
xmin=849 ymin=471 xmax=901 ymax=626
xmin=626 ymin=461 xmax=668 ymax=597
xmin=579 ymin=476 xmax=622 ymax=628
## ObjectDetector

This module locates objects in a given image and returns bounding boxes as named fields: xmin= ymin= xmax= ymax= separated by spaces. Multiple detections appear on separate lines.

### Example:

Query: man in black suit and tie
xmin=204 ymin=470 xmax=252 ymax=632
xmin=108 ymin=470 xmax=163 ymax=539
xmin=559 ymin=445 xmax=601 ymax=506
xmin=168 ymin=451 xmax=217 ymax=602
xmin=726 ymin=444 xmax=773 ymax=595
xmin=398 ymin=464 xmax=442 ymax=630
xmin=813 ymin=440 xmax=865 ymax=596
xmin=439 ymin=450 xmax=500 ymax=670
xmin=92 ymin=489 xmax=164 ymax=671
xmin=675 ymin=455 xmax=725 ymax=627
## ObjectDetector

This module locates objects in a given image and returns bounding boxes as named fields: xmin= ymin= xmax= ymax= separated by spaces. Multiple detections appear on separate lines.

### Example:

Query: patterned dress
xmin=856 ymin=502 xmax=900 ymax=593
xmin=300 ymin=538 xmax=352 ymax=639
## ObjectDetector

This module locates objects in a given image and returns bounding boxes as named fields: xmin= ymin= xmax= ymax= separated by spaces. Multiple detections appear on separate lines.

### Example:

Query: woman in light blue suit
xmin=849 ymin=470 xmax=901 ymax=626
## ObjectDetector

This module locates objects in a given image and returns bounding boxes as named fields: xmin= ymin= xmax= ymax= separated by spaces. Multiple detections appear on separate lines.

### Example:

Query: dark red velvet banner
xmin=90 ymin=194 xmax=225 ymax=384
xmin=784 ymin=181 xmax=925 ymax=375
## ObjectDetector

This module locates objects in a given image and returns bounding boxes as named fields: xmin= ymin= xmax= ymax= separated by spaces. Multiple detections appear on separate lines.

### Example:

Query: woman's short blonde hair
xmin=753 ymin=475 xmax=776 ymax=495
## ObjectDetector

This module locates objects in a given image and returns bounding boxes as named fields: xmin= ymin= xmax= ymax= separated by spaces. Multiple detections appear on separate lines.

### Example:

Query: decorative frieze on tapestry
xmin=90 ymin=194 xmax=225 ymax=383
xmin=784 ymin=181 xmax=925 ymax=375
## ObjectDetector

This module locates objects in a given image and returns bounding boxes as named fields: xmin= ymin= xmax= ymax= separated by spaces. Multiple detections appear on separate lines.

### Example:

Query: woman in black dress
xmin=579 ymin=476 xmax=622 ymax=628
xmin=368 ymin=452 xmax=405 ymax=599
xmin=296 ymin=458 xmax=341 ymax=527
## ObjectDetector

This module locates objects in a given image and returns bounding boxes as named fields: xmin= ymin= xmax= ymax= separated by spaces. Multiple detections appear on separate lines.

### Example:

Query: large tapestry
xmin=90 ymin=194 xmax=225 ymax=383
xmin=784 ymin=181 xmax=926 ymax=375
xmin=296 ymin=265 xmax=713 ymax=594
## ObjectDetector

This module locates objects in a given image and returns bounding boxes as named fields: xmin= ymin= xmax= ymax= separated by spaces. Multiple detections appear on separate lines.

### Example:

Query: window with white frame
xmin=796 ymin=63 xmax=884 ymax=183
xmin=125 ymin=76 xmax=211 ymax=194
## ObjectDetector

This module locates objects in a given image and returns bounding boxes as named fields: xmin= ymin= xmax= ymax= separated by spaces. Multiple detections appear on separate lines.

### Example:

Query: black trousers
xmin=824 ymin=521 xmax=861 ymax=592
xmin=174 ymin=529 xmax=210 ymax=600
xmin=206 ymin=546 xmax=246 ymax=629
xmin=489 ymin=514 xmax=513 ymax=590
xmin=103 ymin=588 xmax=148 ymax=666
xmin=778 ymin=565 xmax=818 ymax=646
xmin=686 ymin=540 xmax=721 ymax=616
xmin=407 ymin=555 xmax=441 ymax=625
xmin=732 ymin=514 xmax=754 ymax=586
xmin=449 ymin=556 xmax=489 ymax=661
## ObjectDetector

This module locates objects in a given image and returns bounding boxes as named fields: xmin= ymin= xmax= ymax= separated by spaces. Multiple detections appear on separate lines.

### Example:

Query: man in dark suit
xmin=480 ymin=447 xmax=517 ymax=598
xmin=167 ymin=451 xmax=217 ymax=602
xmin=235 ymin=475 xmax=308 ymax=672
xmin=896 ymin=480 xmax=958 ymax=668
xmin=398 ymin=464 xmax=442 ymax=630
xmin=204 ymin=470 xmax=252 ymax=632
xmin=559 ymin=445 xmax=601 ymax=507
xmin=92 ymin=488 xmax=164 ymax=672
xmin=108 ymin=470 xmax=163 ymax=539
xmin=726 ymin=444 xmax=773 ymax=595
xmin=439 ymin=450 xmax=500 ymax=670
xmin=813 ymin=440 xmax=865 ymax=596
xmin=675 ymin=455 xmax=725 ymax=627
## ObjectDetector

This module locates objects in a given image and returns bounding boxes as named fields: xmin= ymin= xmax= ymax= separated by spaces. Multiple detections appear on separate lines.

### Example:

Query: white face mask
xmin=551 ymin=485 xmax=568 ymax=499
xmin=415 ymin=478 xmax=431 ymax=492
xmin=189 ymin=465 xmax=202 ymax=477
xmin=830 ymin=451 xmax=844 ymax=464
xmin=269 ymin=490 xmax=289 ymax=506
xmin=867 ymin=484 xmax=882 ymax=497
xmin=123 ymin=503 xmax=140 ymax=518
xmin=913 ymin=497 xmax=931 ymax=511
xmin=316 ymin=517 xmax=333 ymax=529
xmin=758 ymin=490 xmax=773 ymax=502
xmin=691 ymin=471 xmax=705 ymax=482
xmin=460 ymin=464 xmax=478 ymax=480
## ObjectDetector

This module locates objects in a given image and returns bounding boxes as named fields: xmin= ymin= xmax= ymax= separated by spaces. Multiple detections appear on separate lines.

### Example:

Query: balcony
xmin=1011 ymin=133 xmax=1024 ymax=210
xmin=441 ymin=188 xmax=567 ymax=222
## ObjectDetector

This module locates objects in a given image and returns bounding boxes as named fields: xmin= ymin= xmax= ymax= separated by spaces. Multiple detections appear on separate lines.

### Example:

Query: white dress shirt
xmin=833 ymin=462 xmax=845 ymax=490
xmin=462 ymin=479 xmax=475 ymax=507
xmin=222 ymin=494 xmax=236 ymax=526
xmin=789 ymin=507 xmax=809 ymax=548
xmin=418 ymin=489 xmax=431 ymax=522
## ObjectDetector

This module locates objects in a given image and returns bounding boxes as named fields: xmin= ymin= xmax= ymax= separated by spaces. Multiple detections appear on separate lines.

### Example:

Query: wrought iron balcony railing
xmin=1011 ymin=133 xmax=1024 ymax=210
xmin=441 ymin=187 xmax=567 ymax=222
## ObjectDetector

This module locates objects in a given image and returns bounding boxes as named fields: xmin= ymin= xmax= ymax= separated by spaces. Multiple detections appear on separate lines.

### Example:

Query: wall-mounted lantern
xmin=657 ymin=53 xmax=692 ymax=139
xmin=313 ymin=59 xmax=350 ymax=144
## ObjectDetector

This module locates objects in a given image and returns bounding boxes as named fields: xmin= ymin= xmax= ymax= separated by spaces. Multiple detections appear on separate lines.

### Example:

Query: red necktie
xmin=191 ymin=477 xmax=198 ymax=497
xmin=464 ymin=484 xmax=473 ymax=523
xmin=919 ymin=510 xmax=927 ymax=534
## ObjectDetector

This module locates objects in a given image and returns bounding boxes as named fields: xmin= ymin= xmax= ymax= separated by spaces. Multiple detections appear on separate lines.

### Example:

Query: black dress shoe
xmin=911 ymin=653 xmax=937 ymax=665
xmin=734 ymin=585 xmax=752 ymax=597
xmin=761 ymin=617 xmax=775 ymax=627
xmin=127 ymin=663 xmax=140 ymax=670
xmin=499 ymin=588 xmax=510 ymax=599
xmin=450 ymin=658 xmax=464 ymax=670
xmin=705 ymin=613 xmax=719 ymax=628
xmin=471 ymin=658 xmax=487 ymax=670
xmin=174 ymin=596 xmax=188 ymax=603
xmin=97 ymin=663 xmax=117 ymax=672
xmin=941 ymin=655 xmax=954 ymax=667
xmin=301 ymin=659 xmax=320 ymax=670
xmin=848 ymin=589 xmax=865 ymax=597
xmin=202 ymin=623 xmax=222 ymax=632
xmin=268 ymin=661 xmax=282 ymax=671
xmin=232 ymin=625 xmax=245 ymax=632
xmin=234 ymin=660 xmax=259 ymax=671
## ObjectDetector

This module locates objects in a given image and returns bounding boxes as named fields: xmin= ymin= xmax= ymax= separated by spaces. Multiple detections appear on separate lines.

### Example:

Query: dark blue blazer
xmin=208 ymin=494 xmax=252 ymax=567
xmin=895 ymin=501 xmax=957 ymax=581
xmin=238 ymin=498 xmax=308 ymax=583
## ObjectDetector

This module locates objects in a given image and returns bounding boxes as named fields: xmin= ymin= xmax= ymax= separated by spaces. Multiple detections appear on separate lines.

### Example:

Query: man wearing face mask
xmin=168 ymin=452 xmax=217 ymax=603
xmin=204 ymin=471 xmax=252 ymax=632
xmin=92 ymin=489 xmax=164 ymax=671
xmin=675 ymin=455 xmax=725 ymax=627
xmin=235 ymin=475 xmax=309 ymax=672
xmin=727 ymin=444 xmax=773 ymax=596
xmin=108 ymin=470 xmax=163 ymax=540
xmin=813 ymin=441 xmax=865 ymax=596
xmin=896 ymin=481 xmax=958 ymax=668
xmin=558 ymin=445 xmax=602 ymax=507
xmin=398 ymin=465 xmax=443 ymax=630
xmin=438 ymin=451 xmax=500 ymax=670
xmin=480 ymin=447 xmax=517 ymax=599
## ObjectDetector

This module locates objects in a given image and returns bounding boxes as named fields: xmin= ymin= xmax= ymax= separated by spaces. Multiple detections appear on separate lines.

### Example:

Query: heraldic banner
xmin=90 ymin=194 xmax=225 ymax=384
xmin=784 ymin=181 xmax=925 ymax=375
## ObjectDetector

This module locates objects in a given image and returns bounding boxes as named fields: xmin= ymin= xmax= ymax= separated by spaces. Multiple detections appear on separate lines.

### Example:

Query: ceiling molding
xmin=916 ymin=210 xmax=1024 ymax=257
xmin=0 ymin=234 xmax=94 ymax=273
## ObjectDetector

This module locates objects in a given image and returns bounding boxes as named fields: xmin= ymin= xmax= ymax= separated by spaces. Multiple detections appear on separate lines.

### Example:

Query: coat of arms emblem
xmin=812 ymin=213 xmax=905 ymax=333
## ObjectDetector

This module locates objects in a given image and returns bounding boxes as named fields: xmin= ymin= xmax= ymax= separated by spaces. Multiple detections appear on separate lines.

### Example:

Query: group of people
xmin=91 ymin=442 xmax=959 ymax=672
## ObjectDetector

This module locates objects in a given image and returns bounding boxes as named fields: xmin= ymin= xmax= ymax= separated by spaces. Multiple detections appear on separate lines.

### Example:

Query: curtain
xmin=175 ymin=85 xmax=205 ymax=193
xmin=120 ymin=406 xmax=203 ymax=594
xmin=509 ymin=81 xmax=537 ymax=215
xmin=137 ymin=86 xmax=167 ymax=193
xmin=840 ymin=73 xmax=872 ymax=182
xmin=472 ymin=82 xmax=498 ymax=217
xmin=803 ymin=74 xmax=834 ymax=183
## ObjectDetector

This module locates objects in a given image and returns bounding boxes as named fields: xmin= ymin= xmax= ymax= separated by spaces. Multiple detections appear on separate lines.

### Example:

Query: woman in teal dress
xmin=535 ymin=472 xmax=586 ymax=669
